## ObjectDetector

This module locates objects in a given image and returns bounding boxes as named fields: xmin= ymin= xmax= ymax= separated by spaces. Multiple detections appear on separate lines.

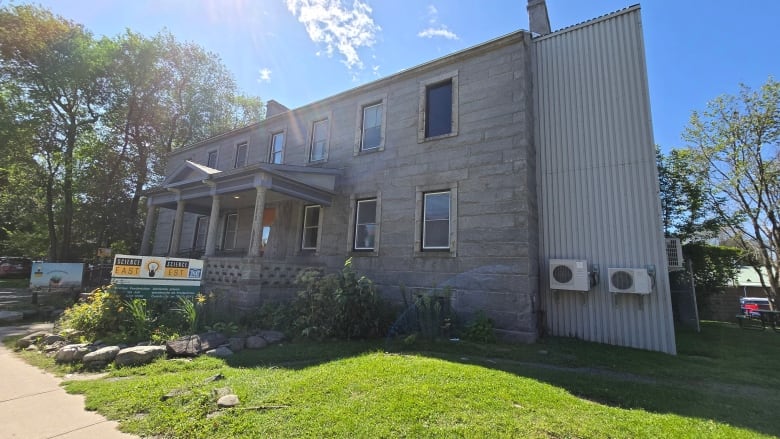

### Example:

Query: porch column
xmin=168 ymin=199 xmax=185 ymax=257
xmin=204 ymin=194 xmax=221 ymax=257
xmin=247 ymin=186 xmax=268 ymax=258
xmin=139 ymin=198 xmax=156 ymax=255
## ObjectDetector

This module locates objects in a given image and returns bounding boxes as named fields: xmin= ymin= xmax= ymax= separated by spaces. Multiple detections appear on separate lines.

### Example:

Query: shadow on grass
xmin=220 ymin=321 xmax=779 ymax=437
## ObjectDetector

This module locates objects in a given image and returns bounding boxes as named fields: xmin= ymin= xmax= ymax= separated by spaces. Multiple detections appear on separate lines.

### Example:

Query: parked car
xmin=0 ymin=256 xmax=33 ymax=279
xmin=739 ymin=297 xmax=771 ymax=318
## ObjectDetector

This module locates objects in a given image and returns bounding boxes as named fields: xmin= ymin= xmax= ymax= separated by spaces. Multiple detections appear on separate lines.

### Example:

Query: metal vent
xmin=665 ymin=237 xmax=684 ymax=269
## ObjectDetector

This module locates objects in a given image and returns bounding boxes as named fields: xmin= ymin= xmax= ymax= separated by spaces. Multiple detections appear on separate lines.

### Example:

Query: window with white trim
xmin=234 ymin=141 xmax=248 ymax=168
xmin=270 ymin=131 xmax=284 ymax=164
xmin=309 ymin=119 xmax=329 ymax=162
xmin=423 ymin=191 xmax=450 ymax=250
xmin=207 ymin=150 xmax=218 ymax=168
xmin=302 ymin=205 xmax=321 ymax=250
xmin=222 ymin=213 xmax=239 ymax=250
xmin=193 ymin=216 xmax=209 ymax=250
xmin=361 ymin=103 xmax=382 ymax=151
xmin=354 ymin=199 xmax=377 ymax=250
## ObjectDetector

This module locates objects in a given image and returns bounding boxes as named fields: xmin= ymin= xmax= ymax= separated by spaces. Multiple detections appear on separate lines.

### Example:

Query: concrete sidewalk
xmin=0 ymin=324 xmax=137 ymax=439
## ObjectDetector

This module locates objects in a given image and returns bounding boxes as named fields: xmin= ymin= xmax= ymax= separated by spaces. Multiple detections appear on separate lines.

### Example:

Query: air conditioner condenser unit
xmin=608 ymin=268 xmax=652 ymax=294
xmin=549 ymin=259 xmax=590 ymax=291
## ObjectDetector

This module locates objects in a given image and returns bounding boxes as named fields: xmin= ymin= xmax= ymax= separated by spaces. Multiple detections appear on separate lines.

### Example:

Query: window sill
xmin=350 ymin=250 xmax=378 ymax=257
xmin=420 ymin=131 xmax=458 ymax=143
xmin=354 ymin=146 xmax=384 ymax=156
xmin=306 ymin=160 xmax=328 ymax=167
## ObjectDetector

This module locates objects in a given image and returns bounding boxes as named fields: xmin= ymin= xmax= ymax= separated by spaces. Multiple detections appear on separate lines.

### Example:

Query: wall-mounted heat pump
xmin=665 ymin=237 xmax=684 ymax=271
xmin=608 ymin=268 xmax=652 ymax=294
xmin=549 ymin=259 xmax=590 ymax=291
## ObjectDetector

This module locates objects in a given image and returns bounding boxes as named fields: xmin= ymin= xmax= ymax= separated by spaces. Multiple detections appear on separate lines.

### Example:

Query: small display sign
xmin=111 ymin=254 xmax=203 ymax=299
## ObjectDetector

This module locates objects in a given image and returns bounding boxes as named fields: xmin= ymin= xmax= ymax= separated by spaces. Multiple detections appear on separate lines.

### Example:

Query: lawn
xmin=53 ymin=321 xmax=780 ymax=438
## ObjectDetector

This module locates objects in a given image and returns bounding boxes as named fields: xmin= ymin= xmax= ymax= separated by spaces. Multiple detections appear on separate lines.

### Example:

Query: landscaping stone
xmin=0 ymin=310 xmax=23 ymax=323
xmin=161 ymin=388 xmax=191 ymax=401
xmin=212 ymin=387 xmax=233 ymax=398
xmin=15 ymin=330 xmax=50 ymax=349
xmin=204 ymin=373 xmax=225 ymax=383
xmin=42 ymin=334 xmax=65 ymax=345
xmin=43 ymin=341 xmax=67 ymax=353
xmin=198 ymin=332 xmax=228 ymax=352
xmin=257 ymin=330 xmax=285 ymax=344
xmin=82 ymin=345 xmax=121 ymax=367
xmin=228 ymin=337 xmax=245 ymax=352
xmin=205 ymin=346 xmax=233 ymax=358
xmin=217 ymin=394 xmax=240 ymax=408
xmin=245 ymin=335 xmax=268 ymax=349
xmin=166 ymin=335 xmax=201 ymax=357
xmin=114 ymin=345 xmax=166 ymax=367
xmin=60 ymin=328 xmax=84 ymax=342
xmin=55 ymin=343 xmax=93 ymax=363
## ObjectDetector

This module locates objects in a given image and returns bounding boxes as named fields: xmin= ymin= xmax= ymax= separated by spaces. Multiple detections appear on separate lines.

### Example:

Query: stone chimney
xmin=527 ymin=0 xmax=551 ymax=36
xmin=265 ymin=100 xmax=290 ymax=118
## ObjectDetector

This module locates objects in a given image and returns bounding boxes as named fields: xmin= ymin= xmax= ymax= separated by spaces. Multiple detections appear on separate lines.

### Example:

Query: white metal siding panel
xmin=534 ymin=7 xmax=676 ymax=354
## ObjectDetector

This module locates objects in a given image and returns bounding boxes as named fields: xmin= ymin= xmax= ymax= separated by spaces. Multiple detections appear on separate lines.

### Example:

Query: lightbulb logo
xmin=146 ymin=260 xmax=162 ymax=277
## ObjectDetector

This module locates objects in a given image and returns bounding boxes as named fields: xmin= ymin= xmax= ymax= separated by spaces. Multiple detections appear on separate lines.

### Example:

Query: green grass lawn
xmin=46 ymin=322 xmax=780 ymax=437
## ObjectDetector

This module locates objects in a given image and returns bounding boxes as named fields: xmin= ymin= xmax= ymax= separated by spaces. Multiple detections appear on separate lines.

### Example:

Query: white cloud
xmin=257 ymin=68 xmax=272 ymax=83
xmin=285 ymin=0 xmax=380 ymax=70
xmin=418 ymin=27 xmax=459 ymax=40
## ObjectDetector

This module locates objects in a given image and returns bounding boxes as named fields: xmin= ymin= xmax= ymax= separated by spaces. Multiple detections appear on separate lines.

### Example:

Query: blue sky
xmin=19 ymin=0 xmax=780 ymax=151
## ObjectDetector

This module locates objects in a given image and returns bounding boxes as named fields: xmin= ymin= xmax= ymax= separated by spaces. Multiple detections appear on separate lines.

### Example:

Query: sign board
xmin=30 ymin=262 xmax=84 ymax=290
xmin=97 ymin=247 xmax=113 ymax=258
xmin=111 ymin=254 xmax=203 ymax=299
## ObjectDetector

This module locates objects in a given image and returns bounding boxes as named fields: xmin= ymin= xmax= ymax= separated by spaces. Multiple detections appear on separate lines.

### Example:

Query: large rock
xmin=15 ymin=330 xmax=50 ymax=349
xmin=205 ymin=346 xmax=233 ymax=358
xmin=114 ymin=345 xmax=166 ymax=367
xmin=166 ymin=335 xmax=201 ymax=357
xmin=165 ymin=332 xmax=229 ymax=357
xmin=82 ymin=346 xmax=121 ymax=367
xmin=42 ymin=334 xmax=65 ymax=345
xmin=257 ymin=330 xmax=285 ymax=345
xmin=228 ymin=337 xmax=245 ymax=352
xmin=217 ymin=394 xmax=240 ymax=408
xmin=55 ymin=344 xmax=93 ymax=363
xmin=245 ymin=335 xmax=267 ymax=349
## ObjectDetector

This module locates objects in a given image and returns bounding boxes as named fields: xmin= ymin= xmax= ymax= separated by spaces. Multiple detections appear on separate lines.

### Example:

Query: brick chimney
xmin=527 ymin=0 xmax=551 ymax=36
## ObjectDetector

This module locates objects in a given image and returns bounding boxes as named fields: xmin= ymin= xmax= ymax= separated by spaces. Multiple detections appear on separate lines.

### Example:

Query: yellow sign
xmin=112 ymin=255 xmax=203 ymax=280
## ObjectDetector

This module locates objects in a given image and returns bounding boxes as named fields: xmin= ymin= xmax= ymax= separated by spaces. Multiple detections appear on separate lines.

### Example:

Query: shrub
xmin=460 ymin=311 xmax=496 ymax=343
xmin=123 ymin=298 xmax=154 ymax=342
xmin=59 ymin=285 xmax=124 ymax=340
xmin=293 ymin=258 xmax=389 ymax=340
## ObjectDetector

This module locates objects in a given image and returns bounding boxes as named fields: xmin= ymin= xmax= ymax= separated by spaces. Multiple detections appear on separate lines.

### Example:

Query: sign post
xmin=111 ymin=254 xmax=203 ymax=299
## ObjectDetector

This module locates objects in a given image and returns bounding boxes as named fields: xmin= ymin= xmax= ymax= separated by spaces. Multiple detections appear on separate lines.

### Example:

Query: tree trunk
xmin=59 ymin=124 xmax=76 ymax=262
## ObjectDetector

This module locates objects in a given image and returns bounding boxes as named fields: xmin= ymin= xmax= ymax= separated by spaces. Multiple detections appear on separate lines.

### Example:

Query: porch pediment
xmin=163 ymin=160 xmax=220 ymax=188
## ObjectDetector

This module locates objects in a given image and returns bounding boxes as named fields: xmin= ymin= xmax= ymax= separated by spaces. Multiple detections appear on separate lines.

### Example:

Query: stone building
xmin=142 ymin=2 xmax=677 ymax=353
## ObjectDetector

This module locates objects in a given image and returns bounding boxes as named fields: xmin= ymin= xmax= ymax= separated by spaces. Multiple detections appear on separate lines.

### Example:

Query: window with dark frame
xmin=207 ymin=150 xmax=218 ymax=168
xmin=302 ymin=205 xmax=321 ymax=249
xmin=309 ymin=119 xmax=329 ymax=162
xmin=222 ymin=213 xmax=239 ymax=250
xmin=234 ymin=142 xmax=248 ymax=168
xmin=193 ymin=216 xmax=209 ymax=251
xmin=361 ymin=103 xmax=382 ymax=150
xmin=270 ymin=132 xmax=285 ymax=164
xmin=354 ymin=199 xmax=377 ymax=251
xmin=425 ymin=80 xmax=453 ymax=138
xmin=422 ymin=191 xmax=450 ymax=250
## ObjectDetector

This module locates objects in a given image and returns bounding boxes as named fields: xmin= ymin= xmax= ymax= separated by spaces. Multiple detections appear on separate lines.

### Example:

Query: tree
xmin=656 ymin=146 xmax=724 ymax=242
xmin=684 ymin=78 xmax=780 ymax=306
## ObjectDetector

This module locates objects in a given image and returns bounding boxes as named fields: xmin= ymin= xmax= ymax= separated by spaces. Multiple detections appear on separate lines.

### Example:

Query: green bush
xmin=460 ymin=311 xmax=496 ymax=343
xmin=293 ymin=258 xmax=389 ymax=340
xmin=59 ymin=285 xmax=125 ymax=340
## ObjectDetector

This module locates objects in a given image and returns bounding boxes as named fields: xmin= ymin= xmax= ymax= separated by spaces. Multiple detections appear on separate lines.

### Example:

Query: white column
xmin=204 ymin=195 xmax=221 ymax=257
xmin=247 ymin=186 xmax=268 ymax=257
xmin=168 ymin=200 xmax=185 ymax=257
xmin=139 ymin=199 xmax=156 ymax=256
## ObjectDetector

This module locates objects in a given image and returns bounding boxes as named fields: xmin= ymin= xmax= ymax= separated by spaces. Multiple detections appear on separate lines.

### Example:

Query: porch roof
xmin=147 ymin=161 xmax=340 ymax=215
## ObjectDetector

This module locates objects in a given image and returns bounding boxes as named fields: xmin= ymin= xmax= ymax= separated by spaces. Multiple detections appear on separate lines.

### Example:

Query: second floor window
xmin=361 ymin=103 xmax=382 ymax=150
xmin=310 ymin=119 xmax=329 ymax=162
xmin=207 ymin=150 xmax=218 ymax=168
xmin=234 ymin=141 xmax=248 ymax=168
xmin=425 ymin=80 xmax=453 ymax=138
xmin=270 ymin=132 xmax=285 ymax=164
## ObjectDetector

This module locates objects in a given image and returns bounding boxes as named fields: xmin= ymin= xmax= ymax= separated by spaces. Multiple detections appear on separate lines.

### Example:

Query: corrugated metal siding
xmin=534 ymin=6 xmax=676 ymax=354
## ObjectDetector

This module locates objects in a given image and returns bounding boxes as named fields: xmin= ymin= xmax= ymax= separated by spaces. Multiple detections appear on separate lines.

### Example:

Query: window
xmin=207 ymin=150 xmax=218 ymax=168
xmin=234 ymin=141 xmax=248 ymax=168
xmin=270 ymin=132 xmax=285 ymax=164
xmin=418 ymin=71 xmax=458 ymax=142
xmin=361 ymin=103 xmax=382 ymax=150
xmin=309 ymin=119 xmax=329 ymax=162
xmin=354 ymin=199 xmax=377 ymax=250
xmin=425 ymin=81 xmax=452 ymax=138
xmin=222 ymin=213 xmax=238 ymax=250
xmin=423 ymin=191 xmax=450 ymax=250
xmin=302 ymin=205 xmax=321 ymax=250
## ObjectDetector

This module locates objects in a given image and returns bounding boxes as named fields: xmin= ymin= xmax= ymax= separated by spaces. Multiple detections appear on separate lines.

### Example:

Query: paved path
xmin=0 ymin=324 xmax=137 ymax=439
